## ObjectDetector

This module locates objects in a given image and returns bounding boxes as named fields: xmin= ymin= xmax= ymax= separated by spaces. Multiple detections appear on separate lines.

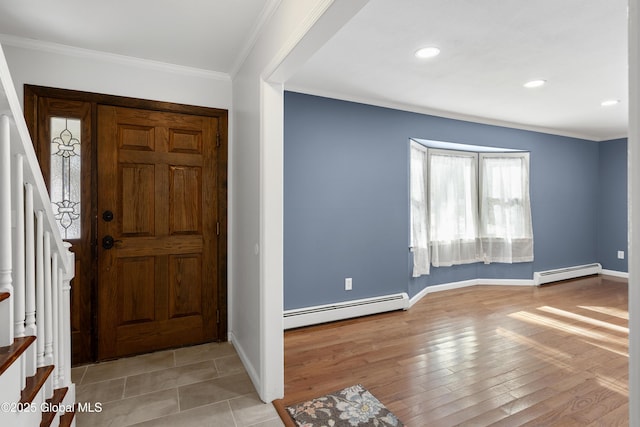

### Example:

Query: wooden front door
xmin=25 ymin=86 xmax=228 ymax=364
xmin=97 ymin=106 xmax=221 ymax=359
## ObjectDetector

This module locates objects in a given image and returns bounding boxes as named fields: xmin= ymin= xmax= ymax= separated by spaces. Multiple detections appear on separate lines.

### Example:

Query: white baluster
xmin=57 ymin=263 xmax=65 ymax=387
xmin=51 ymin=253 xmax=59 ymax=388
xmin=62 ymin=242 xmax=73 ymax=387
xmin=44 ymin=230 xmax=54 ymax=366
xmin=12 ymin=153 xmax=25 ymax=338
xmin=24 ymin=183 xmax=36 ymax=337
xmin=12 ymin=153 xmax=26 ymax=391
xmin=0 ymin=114 xmax=14 ymax=347
xmin=23 ymin=183 xmax=37 ymax=378
xmin=36 ymin=210 xmax=45 ymax=366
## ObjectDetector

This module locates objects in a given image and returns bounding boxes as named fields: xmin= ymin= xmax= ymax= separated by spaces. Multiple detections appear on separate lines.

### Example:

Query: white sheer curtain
xmin=479 ymin=153 xmax=533 ymax=263
xmin=410 ymin=141 xmax=430 ymax=276
xmin=409 ymin=142 xmax=533 ymax=277
xmin=428 ymin=150 xmax=480 ymax=267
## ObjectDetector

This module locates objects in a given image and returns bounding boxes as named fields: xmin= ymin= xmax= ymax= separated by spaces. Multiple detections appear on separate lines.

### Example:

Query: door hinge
xmin=216 ymin=221 xmax=220 ymax=236
xmin=216 ymin=133 xmax=220 ymax=147
xmin=216 ymin=309 xmax=220 ymax=324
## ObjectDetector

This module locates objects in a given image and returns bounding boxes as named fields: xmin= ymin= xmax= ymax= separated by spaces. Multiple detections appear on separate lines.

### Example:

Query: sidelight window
xmin=50 ymin=117 xmax=81 ymax=239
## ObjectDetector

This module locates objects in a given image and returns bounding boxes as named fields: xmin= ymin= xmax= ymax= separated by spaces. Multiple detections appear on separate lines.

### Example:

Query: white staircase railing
xmin=0 ymin=41 xmax=75 ymax=424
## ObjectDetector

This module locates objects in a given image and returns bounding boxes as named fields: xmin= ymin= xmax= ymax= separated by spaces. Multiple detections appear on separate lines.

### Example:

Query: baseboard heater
xmin=283 ymin=293 xmax=409 ymax=330
xmin=533 ymin=263 xmax=602 ymax=286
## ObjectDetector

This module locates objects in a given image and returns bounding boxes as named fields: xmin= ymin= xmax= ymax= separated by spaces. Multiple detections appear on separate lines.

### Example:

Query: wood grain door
xmin=97 ymin=105 xmax=221 ymax=359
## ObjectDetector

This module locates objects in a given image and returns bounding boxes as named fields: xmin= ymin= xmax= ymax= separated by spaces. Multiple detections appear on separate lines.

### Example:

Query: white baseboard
xmin=601 ymin=269 xmax=629 ymax=279
xmin=228 ymin=332 xmax=260 ymax=395
xmin=409 ymin=279 xmax=476 ymax=308
xmin=477 ymin=278 xmax=535 ymax=286
xmin=408 ymin=278 xmax=535 ymax=307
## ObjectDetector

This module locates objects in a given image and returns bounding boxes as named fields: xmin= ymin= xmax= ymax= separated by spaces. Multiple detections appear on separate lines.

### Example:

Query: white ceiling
xmin=0 ymin=0 xmax=629 ymax=141
xmin=0 ymin=0 xmax=275 ymax=74
xmin=287 ymin=0 xmax=629 ymax=141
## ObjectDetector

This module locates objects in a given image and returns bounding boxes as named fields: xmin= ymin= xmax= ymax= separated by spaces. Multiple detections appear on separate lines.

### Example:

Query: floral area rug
xmin=286 ymin=384 xmax=404 ymax=427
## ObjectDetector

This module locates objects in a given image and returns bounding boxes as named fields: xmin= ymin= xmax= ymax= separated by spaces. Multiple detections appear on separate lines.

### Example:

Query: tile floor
xmin=70 ymin=342 xmax=284 ymax=427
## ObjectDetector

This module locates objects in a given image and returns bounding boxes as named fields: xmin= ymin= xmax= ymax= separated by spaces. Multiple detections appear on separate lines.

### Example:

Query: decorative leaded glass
xmin=50 ymin=117 xmax=81 ymax=239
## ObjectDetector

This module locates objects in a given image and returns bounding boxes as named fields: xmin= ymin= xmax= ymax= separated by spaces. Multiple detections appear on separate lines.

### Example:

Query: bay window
xmin=410 ymin=139 xmax=533 ymax=277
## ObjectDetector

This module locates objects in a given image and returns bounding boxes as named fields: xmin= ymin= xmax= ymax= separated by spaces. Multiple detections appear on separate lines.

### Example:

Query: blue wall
xmin=284 ymin=91 xmax=607 ymax=310
xmin=598 ymin=138 xmax=628 ymax=272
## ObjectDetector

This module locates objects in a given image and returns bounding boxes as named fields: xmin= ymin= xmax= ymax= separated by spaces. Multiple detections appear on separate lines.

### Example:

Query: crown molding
xmin=229 ymin=0 xmax=282 ymax=78
xmin=0 ymin=33 xmax=230 ymax=82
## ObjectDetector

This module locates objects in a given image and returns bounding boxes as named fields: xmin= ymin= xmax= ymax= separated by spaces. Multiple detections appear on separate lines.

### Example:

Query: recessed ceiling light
xmin=415 ymin=47 xmax=441 ymax=59
xmin=523 ymin=79 xmax=546 ymax=89
xmin=601 ymin=99 xmax=620 ymax=107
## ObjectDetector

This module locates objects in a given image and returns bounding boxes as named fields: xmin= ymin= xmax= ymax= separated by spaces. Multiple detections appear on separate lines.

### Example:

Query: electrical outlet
xmin=617 ymin=250 xmax=625 ymax=260
xmin=345 ymin=278 xmax=352 ymax=291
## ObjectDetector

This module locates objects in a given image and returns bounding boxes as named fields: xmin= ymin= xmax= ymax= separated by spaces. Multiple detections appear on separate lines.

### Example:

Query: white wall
xmin=2 ymin=40 xmax=231 ymax=109
xmin=230 ymin=0 xmax=329 ymax=401
xmin=230 ymin=0 xmax=369 ymax=402
xmin=628 ymin=1 xmax=639 ymax=424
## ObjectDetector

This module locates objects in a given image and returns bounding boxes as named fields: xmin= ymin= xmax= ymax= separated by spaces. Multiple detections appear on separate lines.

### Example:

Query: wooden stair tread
xmin=0 ymin=335 xmax=36 ymax=376
xmin=20 ymin=365 xmax=54 ymax=404
xmin=0 ymin=291 xmax=9 ymax=302
xmin=40 ymin=387 xmax=68 ymax=427
xmin=58 ymin=408 xmax=75 ymax=427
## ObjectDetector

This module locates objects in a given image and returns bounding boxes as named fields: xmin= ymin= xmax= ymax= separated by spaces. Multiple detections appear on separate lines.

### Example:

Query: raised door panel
xmin=169 ymin=129 xmax=202 ymax=154
xmin=120 ymin=164 xmax=155 ymax=236
xmin=117 ymin=257 xmax=156 ymax=325
xmin=119 ymin=125 xmax=155 ymax=151
xmin=168 ymin=254 xmax=202 ymax=319
xmin=169 ymin=166 xmax=202 ymax=235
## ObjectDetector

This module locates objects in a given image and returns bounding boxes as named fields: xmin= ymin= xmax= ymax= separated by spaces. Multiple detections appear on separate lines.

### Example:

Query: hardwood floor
xmin=276 ymin=275 xmax=628 ymax=426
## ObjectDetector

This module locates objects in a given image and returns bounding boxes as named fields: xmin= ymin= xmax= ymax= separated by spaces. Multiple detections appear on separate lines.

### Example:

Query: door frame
xmin=24 ymin=85 xmax=228 ymax=363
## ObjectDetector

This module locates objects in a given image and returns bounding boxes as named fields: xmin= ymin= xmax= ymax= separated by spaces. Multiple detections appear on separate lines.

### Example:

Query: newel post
xmin=0 ymin=114 xmax=14 ymax=346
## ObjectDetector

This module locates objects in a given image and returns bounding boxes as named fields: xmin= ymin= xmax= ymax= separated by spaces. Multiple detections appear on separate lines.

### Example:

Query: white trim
xmin=283 ymin=88 xmax=621 ymax=142
xmin=629 ymin=2 xmax=639 ymax=424
xmin=0 ymin=34 xmax=231 ymax=81
xmin=259 ymin=80 xmax=285 ymax=402
xmin=408 ymin=278 xmax=535 ymax=308
xmin=256 ymin=0 xmax=370 ymax=403
xmin=264 ymin=0 xmax=369 ymax=83
xmin=228 ymin=332 xmax=261 ymax=395
xmin=477 ymin=278 xmax=536 ymax=287
xmin=229 ymin=0 xmax=283 ymax=78
xmin=600 ymin=269 xmax=629 ymax=279
xmin=262 ymin=0 xmax=335 ymax=81
xmin=409 ymin=279 xmax=476 ymax=307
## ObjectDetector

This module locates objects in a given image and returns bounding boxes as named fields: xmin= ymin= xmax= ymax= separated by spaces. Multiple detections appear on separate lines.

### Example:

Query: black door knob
xmin=102 ymin=210 xmax=114 ymax=222
xmin=102 ymin=235 xmax=121 ymax=249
